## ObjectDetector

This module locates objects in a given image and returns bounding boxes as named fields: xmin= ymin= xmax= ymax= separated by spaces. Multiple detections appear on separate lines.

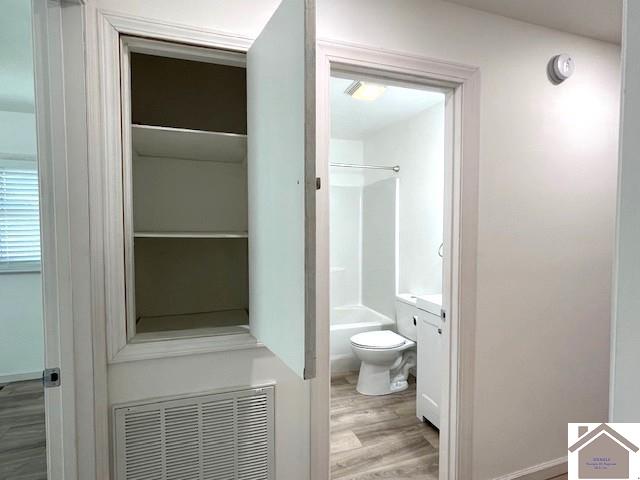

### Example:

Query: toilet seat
xmin=350 ymin=330 xmax=407 ymax=349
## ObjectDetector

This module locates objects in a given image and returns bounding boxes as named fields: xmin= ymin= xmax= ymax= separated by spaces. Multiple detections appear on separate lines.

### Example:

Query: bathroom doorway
xmin=327 ymin=71 xmax=448 ymax=479
xmin=313 ymin=43 xmax=480 ymax=480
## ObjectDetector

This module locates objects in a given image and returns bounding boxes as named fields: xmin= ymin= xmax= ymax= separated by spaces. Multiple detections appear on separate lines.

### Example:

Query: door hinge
xmin=316 ymin=177 xmax=321 ymax=190
xmin=441 ymin=309 xmax=446 ymax=322
xmin=43 ymin=368 xmax=60 ymax=388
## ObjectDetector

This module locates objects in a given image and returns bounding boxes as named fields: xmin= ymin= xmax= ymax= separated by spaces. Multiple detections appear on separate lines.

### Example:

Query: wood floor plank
xmin=0 ymin=380 xmax=46 ymax=479
xmin=331 ymin=430 xmax=363 ymax=455
xmin=331 ymin=372 xmax=438 ymax=479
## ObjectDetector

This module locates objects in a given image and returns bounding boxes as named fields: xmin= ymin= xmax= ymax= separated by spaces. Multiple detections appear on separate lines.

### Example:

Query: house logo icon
xmin=568 ymin=423 xmax=640 ymax=479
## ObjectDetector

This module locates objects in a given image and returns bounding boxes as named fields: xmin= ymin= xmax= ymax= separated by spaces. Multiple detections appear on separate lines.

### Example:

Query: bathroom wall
xmin=320 ymin=1 xmax=620 ymax=478
xmin=0 ymin=0 xmax=44 ymax=383
xmin=364 ymin=104 xmax=445 ymax=297
xmin=329 ymin=139 xmax=363 ymax=309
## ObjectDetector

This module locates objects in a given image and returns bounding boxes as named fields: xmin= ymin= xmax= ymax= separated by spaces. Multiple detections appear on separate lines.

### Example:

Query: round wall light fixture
xmin=548 ymin=54 xmax=575 ymax=84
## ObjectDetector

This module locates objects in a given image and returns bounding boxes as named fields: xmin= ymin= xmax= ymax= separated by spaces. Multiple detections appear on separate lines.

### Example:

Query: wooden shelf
xmin=132 ymin=124 xmax=247 ymax=163
xmin=136 ymin=309 xmax=249 ymax=334
xmin=134 ymin=231 xmax=248 ymax=239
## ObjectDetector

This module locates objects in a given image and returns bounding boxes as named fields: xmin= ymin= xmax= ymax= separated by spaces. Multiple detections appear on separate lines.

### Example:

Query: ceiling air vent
xmin=113 ymin=386 xmax=275 ymax=480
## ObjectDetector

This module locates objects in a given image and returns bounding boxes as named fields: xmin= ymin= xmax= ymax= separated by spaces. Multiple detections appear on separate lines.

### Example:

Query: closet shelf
xmin=134 ymin=231 xmax=248 ymax=239
xmin=132 ymin=124 xmax=247 ymax=163
xmin=134 ymin=309 xmax=250 ymax=338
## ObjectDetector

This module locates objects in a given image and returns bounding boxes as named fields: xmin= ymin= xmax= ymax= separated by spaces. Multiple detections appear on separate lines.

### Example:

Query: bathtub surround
xmin=330 ymin=185 xmax=362 ymax=308
xmin=330 ymin=305 xmax=394 ymax=373
xmin=361 ymin=178 xmax=398 ymax=319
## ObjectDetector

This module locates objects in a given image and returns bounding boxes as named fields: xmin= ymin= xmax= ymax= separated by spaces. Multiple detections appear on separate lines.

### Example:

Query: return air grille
xmin=114 ymin=386 xmax=274 ymax=480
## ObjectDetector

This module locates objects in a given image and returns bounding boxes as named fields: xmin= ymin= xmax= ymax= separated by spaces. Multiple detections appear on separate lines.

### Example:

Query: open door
xmin=247 ymin=0 xmax=316 ymax=379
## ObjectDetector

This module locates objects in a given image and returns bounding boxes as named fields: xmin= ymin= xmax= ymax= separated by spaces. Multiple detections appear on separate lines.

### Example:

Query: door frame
xmin=311 ymin=40 xmax=480 ymax=480
xmin=31 ymin=0 xmax=88 ymax=478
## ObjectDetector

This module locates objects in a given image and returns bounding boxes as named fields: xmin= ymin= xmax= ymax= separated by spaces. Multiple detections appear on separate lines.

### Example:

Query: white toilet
xmin=350 ymin=296 xmax=417 ymax=395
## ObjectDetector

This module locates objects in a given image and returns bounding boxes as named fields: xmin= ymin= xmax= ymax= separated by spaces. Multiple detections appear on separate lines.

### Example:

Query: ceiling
xmin=331 ymin=77 xmax=444 ymax=140
xmin=443 ymin=0 xmax=622 ymax=44
xmin=0 ymin=0 xmax=35 ymax=113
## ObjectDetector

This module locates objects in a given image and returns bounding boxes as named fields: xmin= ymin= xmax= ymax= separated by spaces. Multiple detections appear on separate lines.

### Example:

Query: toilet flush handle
xmin=412 ymin=315 xmax=418 ymax=326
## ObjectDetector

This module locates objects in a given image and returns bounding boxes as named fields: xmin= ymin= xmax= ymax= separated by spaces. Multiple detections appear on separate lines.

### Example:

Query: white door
xmin=247 ymin=0 xmax=317 ymax=379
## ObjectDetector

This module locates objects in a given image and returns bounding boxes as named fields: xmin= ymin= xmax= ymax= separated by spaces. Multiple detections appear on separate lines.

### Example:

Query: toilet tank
xmin=395 ymin=294 xmax=418 ymax=341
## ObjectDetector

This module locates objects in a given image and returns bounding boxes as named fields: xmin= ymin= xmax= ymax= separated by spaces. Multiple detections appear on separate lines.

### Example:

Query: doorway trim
xmin=311 ymin=40 xmax=480 ymax=480
xmin=31 ymin=0 xmax=88 ymax=478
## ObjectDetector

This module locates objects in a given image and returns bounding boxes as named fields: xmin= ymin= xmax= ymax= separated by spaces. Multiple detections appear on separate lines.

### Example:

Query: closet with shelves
xmin=124 ymin=41 xmax=249 ymax=338
xmin=102 ymin=0 xmax=316 ymax=378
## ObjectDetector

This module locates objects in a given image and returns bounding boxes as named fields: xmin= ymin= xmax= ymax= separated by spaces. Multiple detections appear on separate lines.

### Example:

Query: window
xmin=0 ymin=161 xmax=41 ymax=272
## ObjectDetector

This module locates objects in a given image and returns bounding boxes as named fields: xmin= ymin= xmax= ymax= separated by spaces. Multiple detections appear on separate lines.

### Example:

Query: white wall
xmin=0 ymin=273 xmax=43 ymax=380
xmin=0 ymin=111 xmax=37 ymax=156
xmin=364 ymin=105 xmax=445 ymax=298
xmin=0 ymin=0 xmax=43 ymax=383
xmin=82 ymin=1 xmax=620 ymax=478
xmin=320 ymin=1 xmax=620 ymax=479
xmin=611 ymin=0 xmax=640 ymax=422
xmin=0 ymin=109 xmax=43 ymax=382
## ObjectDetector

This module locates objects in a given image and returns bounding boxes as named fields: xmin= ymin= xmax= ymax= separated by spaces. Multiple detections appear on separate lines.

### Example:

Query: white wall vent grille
xmin=114 ymin=386 xmax=274 ymax=480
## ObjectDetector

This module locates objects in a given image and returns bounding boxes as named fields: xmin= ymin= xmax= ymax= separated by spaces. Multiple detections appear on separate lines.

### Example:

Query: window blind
xmin=0 ymin=165 xmax=41 ymax=270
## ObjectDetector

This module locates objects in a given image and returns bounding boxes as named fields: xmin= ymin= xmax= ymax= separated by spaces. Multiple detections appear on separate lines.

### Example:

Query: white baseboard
xmin=0 ymin=371 xmax=42 ymax=384
xmin=492 ymin=457 xmax=567 ymax=480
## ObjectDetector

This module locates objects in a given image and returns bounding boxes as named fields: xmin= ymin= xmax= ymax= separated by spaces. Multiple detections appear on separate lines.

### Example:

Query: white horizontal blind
xmin=0 ymin=164 xmax=41 ymax=270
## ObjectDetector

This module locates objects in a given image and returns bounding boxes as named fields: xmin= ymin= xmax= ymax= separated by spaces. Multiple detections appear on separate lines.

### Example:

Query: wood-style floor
xmin=0 ymin=380 xmax=47 ymax=480
xmin=331 ymin=372 xmax=439 ymax=480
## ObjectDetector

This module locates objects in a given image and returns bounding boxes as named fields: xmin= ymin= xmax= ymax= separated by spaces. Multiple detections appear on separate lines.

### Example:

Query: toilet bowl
xmin=350 ymin=330 xmax=416 ymax=395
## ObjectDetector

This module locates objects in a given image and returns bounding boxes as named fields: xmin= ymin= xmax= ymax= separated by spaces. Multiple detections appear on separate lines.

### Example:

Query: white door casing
xmin=31 ymin=0 xmax=86 ymax=478
xmin=311 ymin=41 xmax=480 ymax=480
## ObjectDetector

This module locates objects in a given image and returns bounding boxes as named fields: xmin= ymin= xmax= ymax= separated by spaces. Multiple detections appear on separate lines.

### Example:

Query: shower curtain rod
xmin=330 ymin=162 xmax=400 ymax=173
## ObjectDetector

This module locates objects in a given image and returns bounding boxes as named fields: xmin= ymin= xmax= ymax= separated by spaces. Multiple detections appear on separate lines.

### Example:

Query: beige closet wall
xmin=319 ymin=0 xmax=620 ymax=478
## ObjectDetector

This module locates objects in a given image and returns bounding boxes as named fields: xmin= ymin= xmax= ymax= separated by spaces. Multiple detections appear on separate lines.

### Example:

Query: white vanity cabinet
xmin=417 ymin=306 xmax=443 ymax=428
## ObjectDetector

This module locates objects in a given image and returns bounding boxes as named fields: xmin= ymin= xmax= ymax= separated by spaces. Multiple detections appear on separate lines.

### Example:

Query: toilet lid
xmin=350 ymin=330 xmax=406 ymax=349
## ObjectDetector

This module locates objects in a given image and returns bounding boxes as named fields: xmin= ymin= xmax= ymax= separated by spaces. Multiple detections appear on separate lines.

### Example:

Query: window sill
xmin=109 ymin=329 xmax=262 ymax=364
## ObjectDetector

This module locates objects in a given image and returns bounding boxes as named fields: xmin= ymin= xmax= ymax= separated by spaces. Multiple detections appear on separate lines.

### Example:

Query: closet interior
xmin=125 ymin=42 xmax=249 ymax=340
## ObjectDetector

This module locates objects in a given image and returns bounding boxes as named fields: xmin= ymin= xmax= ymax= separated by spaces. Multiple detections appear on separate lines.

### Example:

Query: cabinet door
xmin=247 ymin=0 xmax=316 ymax=379
xmin=418 ymin=316 xmax=442 ymax=428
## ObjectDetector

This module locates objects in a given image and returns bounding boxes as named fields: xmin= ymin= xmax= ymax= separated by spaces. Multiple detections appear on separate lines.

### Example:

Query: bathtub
xmin=330 ymin=305 xmax=395 ymax=374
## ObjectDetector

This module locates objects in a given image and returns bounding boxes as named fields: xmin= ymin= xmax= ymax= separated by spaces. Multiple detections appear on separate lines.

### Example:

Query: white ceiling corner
xmin=442 ymin=0 xmax=622 ymax=44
